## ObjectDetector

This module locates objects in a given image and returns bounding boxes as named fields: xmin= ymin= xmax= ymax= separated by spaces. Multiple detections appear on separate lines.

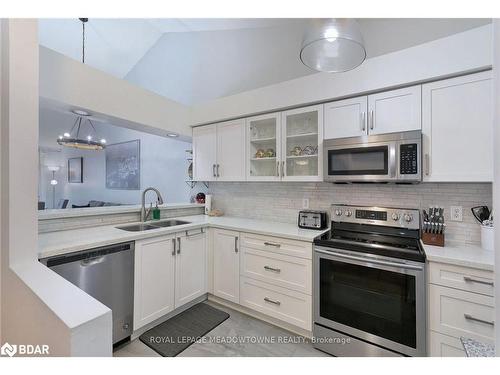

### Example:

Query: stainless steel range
xmin=313 ymin=205 xmax=426 ymax=357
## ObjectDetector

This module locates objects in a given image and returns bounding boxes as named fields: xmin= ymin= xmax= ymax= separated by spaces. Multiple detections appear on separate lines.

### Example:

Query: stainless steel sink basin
xmin=116 ymin=223 xmax=160 ymax=232
xmin=116 ymin=219 xmax=191 ymax=232
xmin=149 ymin=219 xmax=190 ymax=227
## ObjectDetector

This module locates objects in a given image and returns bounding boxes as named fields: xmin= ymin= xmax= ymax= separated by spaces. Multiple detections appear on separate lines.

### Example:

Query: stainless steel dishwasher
xmin=40 ymin=242 xmax=134 ymax=344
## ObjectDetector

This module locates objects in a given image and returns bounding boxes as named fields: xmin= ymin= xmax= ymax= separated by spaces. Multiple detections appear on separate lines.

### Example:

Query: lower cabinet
xmin=429 ymin=331 xmax=466 ymax=357
xmin=212 ymin=228 xmax=240 ymax=304
xmin=134 ymin=230 xmax=207 ymax=331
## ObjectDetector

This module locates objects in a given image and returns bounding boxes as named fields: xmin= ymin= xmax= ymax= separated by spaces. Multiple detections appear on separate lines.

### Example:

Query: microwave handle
xmin=389 ymin=144 xmax=397 ymax=178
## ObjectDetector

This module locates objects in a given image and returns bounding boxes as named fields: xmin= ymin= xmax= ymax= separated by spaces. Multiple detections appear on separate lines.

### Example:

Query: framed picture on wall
xmin=106 ymin=139 xmax=140 ymax=190
xmin=68 ymin=157 xmax=83 ymax=183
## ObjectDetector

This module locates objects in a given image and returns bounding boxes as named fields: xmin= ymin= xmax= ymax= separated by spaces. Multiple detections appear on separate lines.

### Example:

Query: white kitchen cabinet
xmin=281 ymin=105 xmax=323 ymax=181
xmin=192 ymin=124 xmax=217 ymax=181
xmin=217 ymin=119 xmax=246 ymax=181
xmin=174 ymin=230 xmax=207 ymax=308
xmin=324 ymin=96 xmax=368 ymax=139
xmin=213 ymin=228 xmax=240 ymax=303
xmin=192 ymin=120 xmax=246 ymax=181
xmin=422 ymin=71 xmax=493 ymax=182
xmin=134 ymin=236 xmax=176 ymax=330
xmin=367 ymin=85 xmax=421 ymax=135
xmin=429 ymin=332 xmax=466 ymax=357
xmin=246 ymin=112 xmax=282 ymax=181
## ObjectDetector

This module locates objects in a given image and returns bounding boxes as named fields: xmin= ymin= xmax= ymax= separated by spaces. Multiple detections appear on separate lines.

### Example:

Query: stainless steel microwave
xmin=323 ymin=130 xmax=422 ymax=183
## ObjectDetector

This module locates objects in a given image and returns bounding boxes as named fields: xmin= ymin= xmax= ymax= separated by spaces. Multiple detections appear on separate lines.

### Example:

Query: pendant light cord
xmin=79 ymin=18 xmax=88 ymax=64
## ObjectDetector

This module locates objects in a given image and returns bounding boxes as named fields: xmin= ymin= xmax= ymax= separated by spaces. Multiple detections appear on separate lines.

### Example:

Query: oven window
xmin=319 ymin=258 xmax=416 ymax=348
xmin=328 ymin=146 xmax=388 ymax=175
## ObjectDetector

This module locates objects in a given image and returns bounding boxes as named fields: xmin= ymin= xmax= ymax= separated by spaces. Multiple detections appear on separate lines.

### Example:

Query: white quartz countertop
xmin=422 ymin=241 xmax=494 ymax=271
xmin=38 ymin=215 xmax=328 ymax=259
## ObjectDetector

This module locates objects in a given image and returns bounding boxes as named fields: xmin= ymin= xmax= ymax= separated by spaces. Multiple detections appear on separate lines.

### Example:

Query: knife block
xmin=422 ymin=232 xmax=445 ymax=247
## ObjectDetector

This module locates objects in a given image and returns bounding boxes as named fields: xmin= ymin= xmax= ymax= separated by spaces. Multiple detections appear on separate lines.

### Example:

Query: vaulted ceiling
xmin=39 ymin=18 xmax=491 ymax=105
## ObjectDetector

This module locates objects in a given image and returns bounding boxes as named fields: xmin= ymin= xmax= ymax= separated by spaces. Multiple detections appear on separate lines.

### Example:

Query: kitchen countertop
xmin=38 ymin=215 xmax=329 ymax=259
xmin=460 ymin=337 xmax=495 ymax=357
xmin=422 ymin=242 xmax=494 ymax=271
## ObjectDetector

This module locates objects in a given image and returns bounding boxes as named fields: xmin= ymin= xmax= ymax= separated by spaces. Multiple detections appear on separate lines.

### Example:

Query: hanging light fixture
xmin=56 ymin=18 xmax=106 ymax=150
xmin=300 ymin=19 xmax=366 ymax=73
xmin=57 ymin=109 xmax=107 ymax=150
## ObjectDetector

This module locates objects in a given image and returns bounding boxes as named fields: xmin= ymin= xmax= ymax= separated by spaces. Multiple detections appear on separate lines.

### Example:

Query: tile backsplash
xmin=208 ymin=182 xmax=492 ymax=246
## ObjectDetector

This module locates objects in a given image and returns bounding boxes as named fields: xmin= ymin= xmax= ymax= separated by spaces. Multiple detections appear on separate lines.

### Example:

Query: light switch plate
xmin=450 ymin=206 xmax=463 ymax=222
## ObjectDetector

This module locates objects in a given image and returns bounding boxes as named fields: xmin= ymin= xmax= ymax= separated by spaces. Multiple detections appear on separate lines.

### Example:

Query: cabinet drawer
xmin=429 ymin=331 xmax=466 ymax=357
xmin=429 ymin=285 xmax=494 ymax=344
xmin=240 ymin=233 xmax=312 ymax=259
xmin=240 ymin=277 xmax=312 ymax=330
xmin=241 ymin=247 xmax=312 ymax=294
xmin=429 ymin=262 xmax=494 ymax=296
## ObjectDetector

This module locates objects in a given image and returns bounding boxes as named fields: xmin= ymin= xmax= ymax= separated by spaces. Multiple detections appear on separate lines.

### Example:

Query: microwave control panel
xmin=399 ymin=143 xmax=418 ymax=175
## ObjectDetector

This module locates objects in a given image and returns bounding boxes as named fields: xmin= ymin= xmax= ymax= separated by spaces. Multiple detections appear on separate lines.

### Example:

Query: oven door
xmin=314 ymin=247 xmax=426 ymax=356
xmin=323 ymin=140 xmax=397 ymax=182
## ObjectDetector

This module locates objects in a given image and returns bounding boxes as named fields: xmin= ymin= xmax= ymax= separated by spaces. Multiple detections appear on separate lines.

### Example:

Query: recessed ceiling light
xmin=71 ymin=109 xmax=90 ymax=116
xmin=167 ymin=133 xmax=179 ymax=138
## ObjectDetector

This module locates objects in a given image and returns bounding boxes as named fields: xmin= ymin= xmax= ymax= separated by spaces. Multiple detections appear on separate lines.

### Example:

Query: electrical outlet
xmin=302 ymin=198 xmax=309 ymax=209
xmin=450 ymin=206 xmax=463 ymax=222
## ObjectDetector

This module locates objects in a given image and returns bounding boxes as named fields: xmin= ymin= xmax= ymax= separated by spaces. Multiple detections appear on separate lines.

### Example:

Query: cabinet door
xmin=368 ymin=86 xmax=421 ymax=135
xmin=192 ymin=124 xmax=217 ymax=181
xmin=213 ymin=229 xmax=240 ymax=303
xmin=134 ymin=236 xmax=176 ymax=330
xmin=217 ymin=119 xmax=246 ymax=181
xmin=422 ymin=71 xmax=492 ymax=182
xmin=324 ymin=96 xmax=367 ymax=139
xmin=175 ymin=231 xmax=207 ymax=308
xmin=246 ymin=113 xmax=281 ymax=181
xmin=281 ymin=105 xmax=323 ymax=181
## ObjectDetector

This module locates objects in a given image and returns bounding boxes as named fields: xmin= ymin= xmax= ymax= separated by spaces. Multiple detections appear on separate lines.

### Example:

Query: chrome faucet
xmin=141 ymin=187 xmax=164 ymax=222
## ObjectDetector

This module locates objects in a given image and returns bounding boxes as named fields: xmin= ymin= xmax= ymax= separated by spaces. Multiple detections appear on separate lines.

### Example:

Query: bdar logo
xmin=0 ymin=342 xmax=17 ymax=357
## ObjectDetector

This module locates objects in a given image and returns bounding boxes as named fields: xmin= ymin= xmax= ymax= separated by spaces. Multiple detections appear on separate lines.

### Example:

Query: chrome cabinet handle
xmin=264 ymin=242 xmax=281 ymax=248
xmin=185 ymin=228 xmax=204 ymax=237
xmin=424 ymin=154 xmax=430 ymax=176
xmin=216 ymin=164 xmax=220 ymax=177
xmin=360 ymin=112 xmax=366 ymax=132
xmin=464 ymin=313 xmax=494 ymax=326
xmin=276 ymin=161 xmax=280 ymax=177
xmin=234 ymin=237 xmax=238 ymax=253
xmin=463 ymin=276 xmax=494 ymax=286
xmin=264 ymin=265 xmax=281 ymax=273
xmin=281 ymin=161 xmax=285 ymax=177
xmin=212 ymin=164 xmax=216 ymax=178
xmin=177 ymin=237 xmax=181 ymax=254
xmin=264 ymin=297 xmax=281 ymax=306
xmin=172 ymin=238 xmax=176 ymax=256
xmin=369 ymin=110 xmax=374 ymax=130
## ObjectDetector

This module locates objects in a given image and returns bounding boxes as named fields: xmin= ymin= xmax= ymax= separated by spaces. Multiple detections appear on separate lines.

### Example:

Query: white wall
xmin=189 ymin=25 xmax=493 ymax=125
xmin=39 ymin=46 xmax=192 ymax=139
xmin=39 ymin=108 xmax=193 ymax=208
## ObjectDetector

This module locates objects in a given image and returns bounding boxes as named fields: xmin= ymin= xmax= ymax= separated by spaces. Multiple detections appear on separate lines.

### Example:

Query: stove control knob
xmin=334 ymin=209 xmax=343 ymax=217
xmin=344 ymin=210 xmax=352 ymax=217
xmin=403 ymin=213 xmax=413 ymax=223
xmin=391 ymin=213 xmax=400 ymax=221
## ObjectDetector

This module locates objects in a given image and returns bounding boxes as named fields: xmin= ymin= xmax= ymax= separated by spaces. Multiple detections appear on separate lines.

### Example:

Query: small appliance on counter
xmin=421 ymin=206 xmax=446 ymax=247
xmin=298 ymin=210 xmax=328 ymax=230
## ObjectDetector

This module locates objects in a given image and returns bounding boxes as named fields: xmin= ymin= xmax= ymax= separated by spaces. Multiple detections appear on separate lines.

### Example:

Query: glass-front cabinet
xmin=245 ymin=106 xmax=323 ymax=181
xmin=246 ymin=113 xmax=281 ymax=181
xmin=281 ymin=105 xmax=323 ymax=181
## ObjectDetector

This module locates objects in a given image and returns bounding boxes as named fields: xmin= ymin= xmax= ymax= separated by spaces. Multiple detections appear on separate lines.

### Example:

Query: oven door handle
xmin=315 ymin=248 xmax=424 ymax=271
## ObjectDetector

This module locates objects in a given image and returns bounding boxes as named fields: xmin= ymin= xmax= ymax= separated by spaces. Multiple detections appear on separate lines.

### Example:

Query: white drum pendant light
xmin=300 ymin=19 xmax=366 ymax=73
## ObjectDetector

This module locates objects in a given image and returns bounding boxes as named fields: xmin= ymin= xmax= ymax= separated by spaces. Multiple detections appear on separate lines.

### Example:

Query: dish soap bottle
xmin=152 ymin=202 xmax=161 ymax=220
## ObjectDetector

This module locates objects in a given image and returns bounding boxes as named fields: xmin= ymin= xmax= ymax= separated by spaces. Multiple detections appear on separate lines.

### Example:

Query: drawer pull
xmin=264 ymin=265 xmax=281 ymax=273
xmin=463 ymin=276 xmax=494 ymax=286
xmin=464 ymin=313 xmax=494 ymax=326
xmin=264 ymin=297 xmax=281 ymax=306
xmin=264 ymin=242 xmax=281 ymax=248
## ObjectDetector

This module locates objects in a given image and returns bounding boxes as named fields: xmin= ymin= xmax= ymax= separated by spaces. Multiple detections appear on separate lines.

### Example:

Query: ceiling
xmin=39 ymin=18 xmax=491 ymax=105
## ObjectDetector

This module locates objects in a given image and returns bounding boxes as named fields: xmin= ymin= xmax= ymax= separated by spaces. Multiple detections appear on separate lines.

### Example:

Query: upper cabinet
xmin=324 ymin=96 xmax=367 ymax=139
xmin=323 ymin=86 xmax=421 ymax=139
xmin=367 ymin=86 xmax=421 ymax=135
xmin=246 ymin=113 xmax=282 ymax=181
xmin=422 ymin=71 xmax=492 ymax=182
xmin=281 ymin=105 xmax=323 ymax=181
xmin=193 ymin=119 xmax=246 ymax=182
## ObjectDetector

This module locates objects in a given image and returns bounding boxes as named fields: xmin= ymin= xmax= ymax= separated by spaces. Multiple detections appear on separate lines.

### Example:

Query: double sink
xmin=116 ymin=219 xmax=191 ymax=232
